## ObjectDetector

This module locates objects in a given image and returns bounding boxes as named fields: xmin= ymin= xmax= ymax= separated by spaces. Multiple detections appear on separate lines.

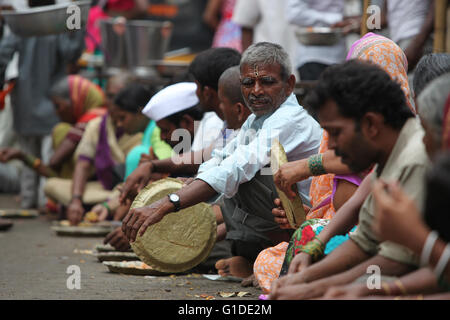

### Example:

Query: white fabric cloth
xmin=232 ymin=0 xmax=297 ymax=70
xmin=191 ymin=111 xmax=224 ymax=152
xmin=196 ymin=94 xmax=322 ymax=205
xmin=387 ymin=0 xmax=431 ymax=43
xmin=287 ymin=0 xmax=347 ymax=68
xmin=142 ymin=82 xmax=199 ymax=122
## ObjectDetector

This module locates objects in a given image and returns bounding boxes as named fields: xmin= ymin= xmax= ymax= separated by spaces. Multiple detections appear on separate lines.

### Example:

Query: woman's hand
xmin=67 ymin=198 xmax=85 ymax=226
xmin=91 ymin=203 xmax=109 ymax=222
xmin=288 ymin=252 xmax=313 ymax=274
xmin=274 ymin=159 xmax=311 ymax=200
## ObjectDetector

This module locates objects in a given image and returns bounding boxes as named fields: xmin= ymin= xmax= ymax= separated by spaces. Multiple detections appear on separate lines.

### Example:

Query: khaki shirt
xmin=350 ymin=118 xmax=431 ymax=266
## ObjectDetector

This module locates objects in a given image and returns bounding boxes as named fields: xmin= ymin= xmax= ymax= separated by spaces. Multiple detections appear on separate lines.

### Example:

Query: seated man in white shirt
xmin=120 ymin=42 xmax=322 ymax=281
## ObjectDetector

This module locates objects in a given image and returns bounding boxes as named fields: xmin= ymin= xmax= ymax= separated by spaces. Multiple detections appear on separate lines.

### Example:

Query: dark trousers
xmin=220 ymin=171 xmax=293 ymax=263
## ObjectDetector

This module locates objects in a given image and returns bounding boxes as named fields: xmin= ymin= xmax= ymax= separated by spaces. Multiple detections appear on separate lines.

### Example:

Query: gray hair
xmin=240 ymin=42 xmax=292 ymax=80
xmin=49 ymin=76 xmax=70 ymax=100
xmin=418 ymin=73 xmax=450 ymax=146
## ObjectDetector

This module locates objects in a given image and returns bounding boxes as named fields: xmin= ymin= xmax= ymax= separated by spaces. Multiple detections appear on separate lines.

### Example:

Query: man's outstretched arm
xmin=121 ymin=179 xmax=218 ymax=242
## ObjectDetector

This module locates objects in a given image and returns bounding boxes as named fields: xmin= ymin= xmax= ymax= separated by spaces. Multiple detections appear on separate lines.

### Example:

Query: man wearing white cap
xmin=142 ymin=82 xmax=204 ymax=152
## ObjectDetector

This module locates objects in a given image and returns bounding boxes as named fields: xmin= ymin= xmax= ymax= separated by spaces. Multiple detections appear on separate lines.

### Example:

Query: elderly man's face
xmin=240 ymin=63 xmax=293 ymax=117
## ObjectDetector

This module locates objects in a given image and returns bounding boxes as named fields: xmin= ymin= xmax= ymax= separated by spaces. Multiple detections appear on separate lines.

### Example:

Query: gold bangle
xmin=381 ymin=281 xmax=392 ymax=295
xmin=394 ymin=280 xmax=408 ymax=295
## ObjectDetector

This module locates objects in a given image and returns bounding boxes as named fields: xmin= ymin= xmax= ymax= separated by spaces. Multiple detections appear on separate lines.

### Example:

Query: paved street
xmin=0 ymin=195 xmax=261 ymax=300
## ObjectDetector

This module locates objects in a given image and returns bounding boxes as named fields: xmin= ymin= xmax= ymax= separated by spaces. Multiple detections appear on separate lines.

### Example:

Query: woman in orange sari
xmin=254 ymin=33 xmax=416 ymax=293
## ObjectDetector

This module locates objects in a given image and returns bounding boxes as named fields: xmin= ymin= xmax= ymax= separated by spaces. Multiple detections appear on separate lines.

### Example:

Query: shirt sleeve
xmin=196 ymin=115 xmax=303 ymax=199
xmin=286 ymin=0 xmax=343 ymax=27
xmin=232 ymin=0 xmax=260 ymax=28
xmin=151 ymin=126 xmax=173 ymax=160
xmin=378 ymin=164 xmax=429 ymax=266
xmin=74 ymin=117 xmax=100 ymax=161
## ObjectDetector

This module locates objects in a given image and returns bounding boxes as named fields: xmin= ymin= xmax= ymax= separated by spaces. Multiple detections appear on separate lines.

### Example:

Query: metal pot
xmin=125 ymin=20 xmax=173 ymax=73
xmin=2 ymin=1 xmax=91 ymax=37
xmin=100 ymin=19 xmax=173 ymax=75
xmin=294 ymin=27 xmax=344 ymax=46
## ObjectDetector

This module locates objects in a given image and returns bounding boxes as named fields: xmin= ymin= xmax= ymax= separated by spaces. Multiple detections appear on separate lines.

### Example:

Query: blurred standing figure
xmin=232 ymin=0 xmax=296 ymax=69
xmin=384 ymin=0 xmax=435 ymax=72
xmin=286 ymin=0 xmax=349 ymax=81
xmin=0 ymin=0 xmax=85 ymax=209
xmin=203 ymin=0 xmax=242 ymax=52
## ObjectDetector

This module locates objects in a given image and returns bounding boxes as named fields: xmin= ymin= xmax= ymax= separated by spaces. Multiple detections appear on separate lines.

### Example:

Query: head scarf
xmin=346 ymin=32 xmax=415 ymax=113
xmin=68 ymin=75 xmax=106 ymax=122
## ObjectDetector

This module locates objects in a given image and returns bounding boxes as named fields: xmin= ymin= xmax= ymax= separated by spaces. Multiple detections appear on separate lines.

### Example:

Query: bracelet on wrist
xmin=23 ymin=154 xmax=37 ymax=168
xmin=381 ymin=281 xmax=392 ymax=295
xmin=420 ymin=231 xmax=439 ymax=267
xmin=102 ymin=201 xmax=112 ymax=215
xmin=71 ymin=195 xmax=82 ymax=203
xmin=435 ymin=243 xmax=450 ymax=279
xmin=307 ymin=154 xmax=327 ymax=176
xmin=394 ymin=280 xmax=408 ymax=295
xmin=300 ymin=238 xmax=325 ymax=262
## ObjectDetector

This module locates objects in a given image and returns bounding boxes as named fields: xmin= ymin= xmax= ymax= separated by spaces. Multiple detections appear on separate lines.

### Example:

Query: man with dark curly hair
xmin=270 ymin=59 xmax=431 ymax=300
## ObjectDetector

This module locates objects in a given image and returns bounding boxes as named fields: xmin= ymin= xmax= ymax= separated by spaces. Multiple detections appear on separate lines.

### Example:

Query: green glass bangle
xmin=102 ymin=201 xmax=111 ymax=215
xmin=23 ymin=153 xmax=37 ymax=168
xmin=308 ymin=154 xmax=327 ymax=176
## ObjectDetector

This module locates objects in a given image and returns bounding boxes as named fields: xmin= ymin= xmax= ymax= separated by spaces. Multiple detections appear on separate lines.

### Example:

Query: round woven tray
xmin=130 ymin=178 xmax=217 ymax=273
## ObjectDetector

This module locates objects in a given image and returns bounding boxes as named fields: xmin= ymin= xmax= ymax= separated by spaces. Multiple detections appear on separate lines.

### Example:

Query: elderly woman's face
xmin=52 ymin=96 xmax=74 ymax=124
xmin=240 ymin=63 xmax=291 ymax=117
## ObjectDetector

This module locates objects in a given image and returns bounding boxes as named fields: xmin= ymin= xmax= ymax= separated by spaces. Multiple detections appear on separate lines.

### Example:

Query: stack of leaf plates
xmin=103 ymin=261 xmax=168 ymax=276
xmin=130 ymin=178 xmax=217 ymax=273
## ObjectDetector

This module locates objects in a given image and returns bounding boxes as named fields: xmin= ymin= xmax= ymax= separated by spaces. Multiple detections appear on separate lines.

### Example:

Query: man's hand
xmin=269 ymin=281 xmax=327 ymax=300
xmin=288 ymin=252 xmax=313 ymax=274
xmin=274 ymin=159 xmax=310 ymax=200
xmin=67 ymin=198 xmax=85 ymax=226
xmin=120 ymin=161 xmax=154 ymax=204
xmin=272 ymin=198 xmax=309 ymax=229
xmin=331 ymin=16 xmax=361 ymax=34
xmin=104 ymin=227 xmax=131 ymax=252
xmin=272 ymin=198 xmax=291 ymax=229
xmin=322 ymin=283 xmax=373 ymax=300
xmin=121 ymin=197 xmax=172 ymax=242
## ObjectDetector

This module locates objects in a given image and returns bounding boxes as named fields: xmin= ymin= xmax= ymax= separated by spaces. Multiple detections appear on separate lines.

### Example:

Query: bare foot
xmin=215 ymin=256 xmax=253 ymax=279
xmin=240 ymin=274 xmax=261 ymax=288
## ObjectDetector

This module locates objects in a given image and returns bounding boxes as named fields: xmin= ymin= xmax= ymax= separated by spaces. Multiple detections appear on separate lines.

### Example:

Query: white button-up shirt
xmin=196 ymin=94 xmax=323 ymax=206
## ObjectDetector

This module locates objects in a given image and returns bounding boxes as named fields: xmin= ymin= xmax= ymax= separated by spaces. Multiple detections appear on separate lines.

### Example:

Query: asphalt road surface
xmin=0 ymin=195 xmax=262 ymax=300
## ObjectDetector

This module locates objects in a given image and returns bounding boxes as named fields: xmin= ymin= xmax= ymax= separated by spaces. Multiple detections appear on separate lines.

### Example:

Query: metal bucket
xmin=100 ymin=19 xmax=173 ymax=73
xmin=125 ymin=20 xmax=173 ymax=72
xmin=2 ymin=1 xmax=91 ymax=37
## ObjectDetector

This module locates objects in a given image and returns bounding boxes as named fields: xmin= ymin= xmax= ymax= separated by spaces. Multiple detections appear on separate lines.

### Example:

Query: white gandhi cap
xmin=142 ymin=82 xmax=199 ymax=122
